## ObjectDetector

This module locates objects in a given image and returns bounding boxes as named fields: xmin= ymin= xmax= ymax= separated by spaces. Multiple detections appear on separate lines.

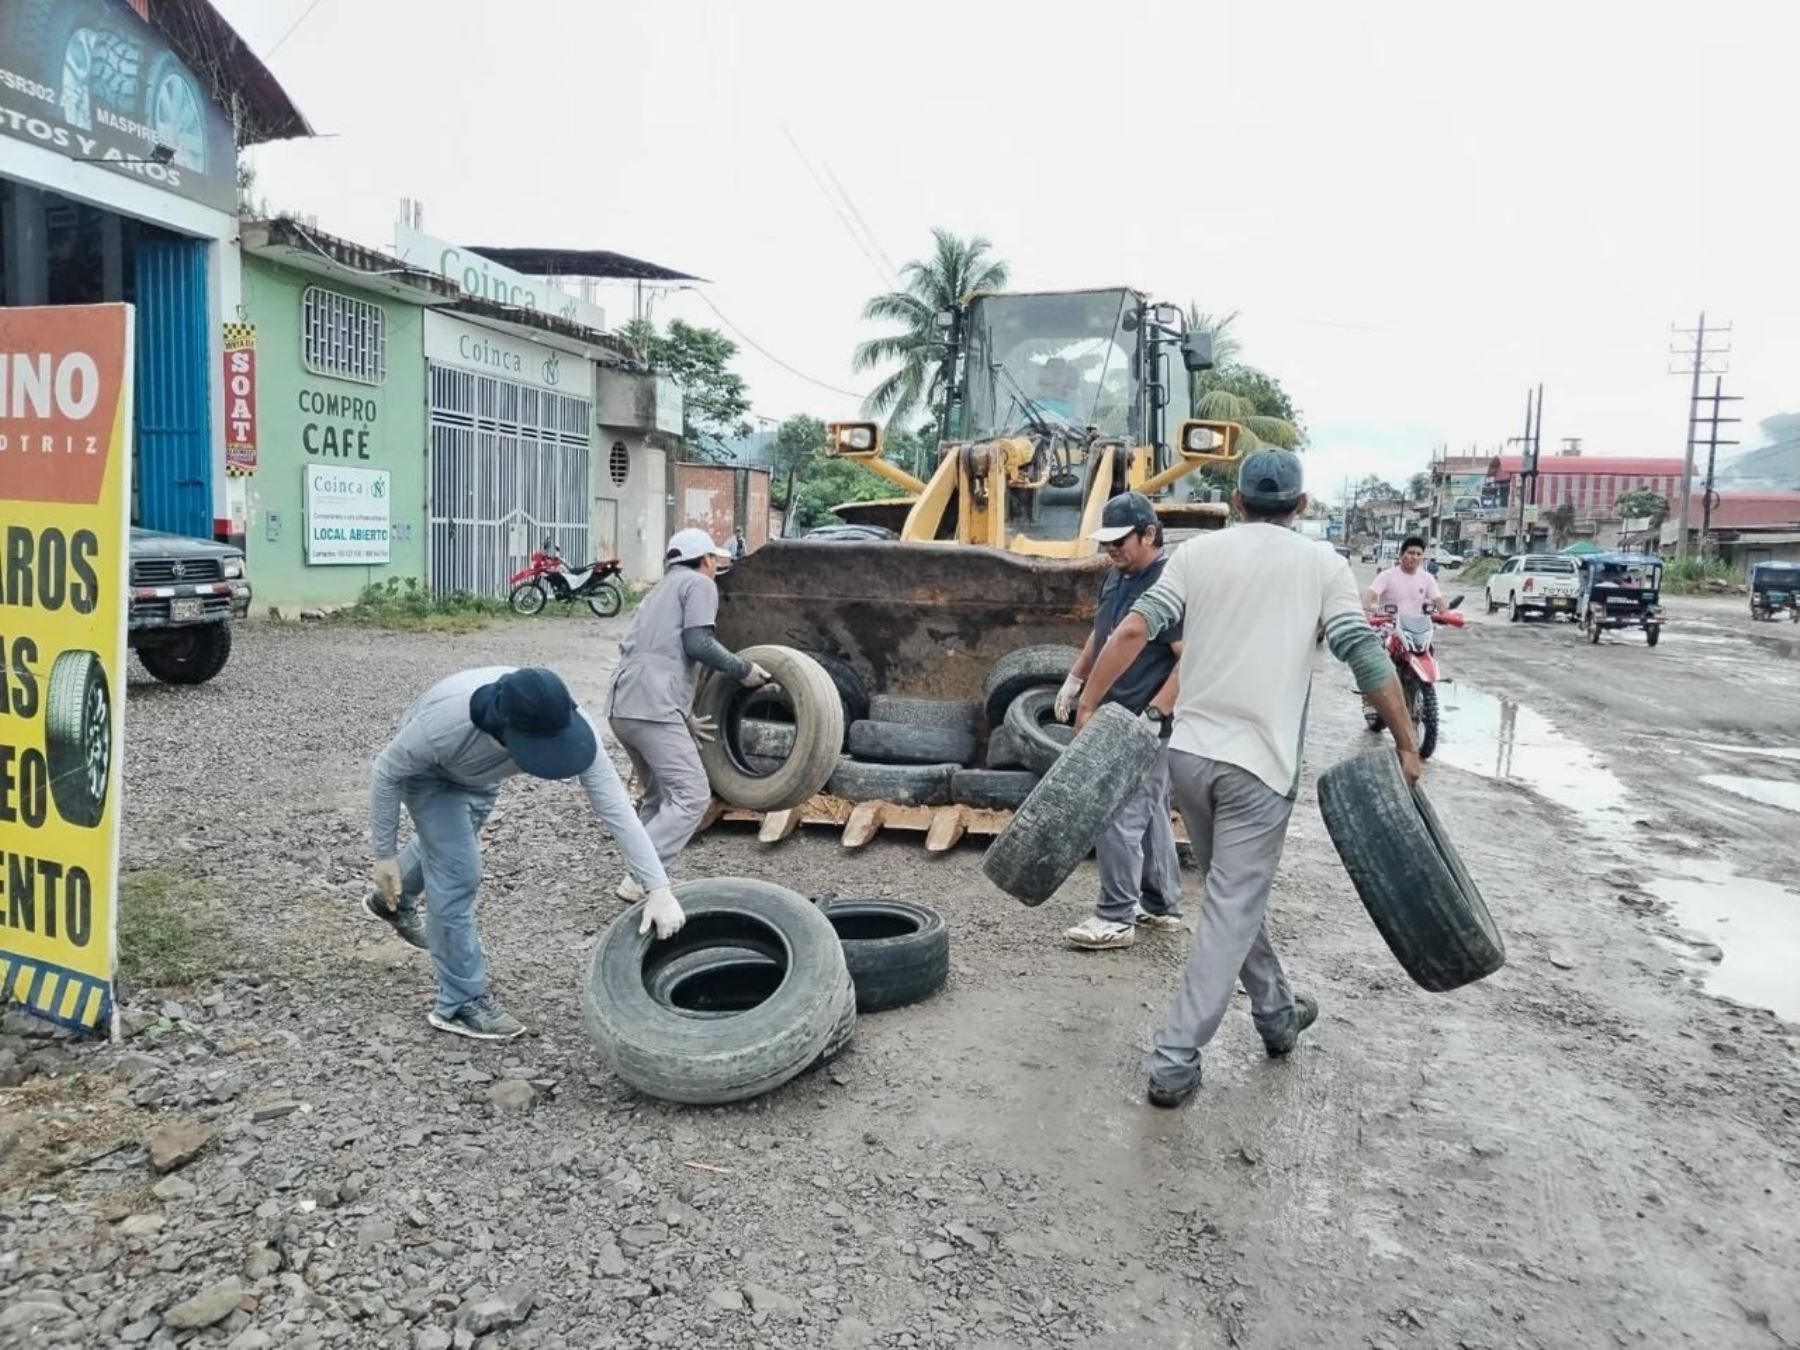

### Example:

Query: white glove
xmin=740 ymin=662 xmax=773 ymax=689
xmin=639 ymin=885 xmax=685 ymax=940
xmin=1054 ymin=673 xmax=1085 ymax=724
xmin=685 ymin=712 xmax=718 ymax=745
xmin=371 ymin=858 xmax=402 ymax=911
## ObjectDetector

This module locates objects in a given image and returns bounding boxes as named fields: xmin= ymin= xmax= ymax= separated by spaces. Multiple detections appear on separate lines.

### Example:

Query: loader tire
xmin=982 ymin=704 xmax=1161 ymax=906
xmin=801 ymin=650 xmax=870 ymax=730
xmin=1316 ymin=749 xmax=1505 ymax=992
xmin=1004 ymin=687 xmax=1077 ymax=777
xmin=698 ymin=646 xmax=844 ymax=811
xmin=867 ymin=695 xmax=981 ymax=735
xmin=587 ymin=877 xmax=855 ymax=1104
xmin=950 ymin=768 xmax=1040 ymax=810
xmin=981 ymin=644 xmax=1083 ymax=731
xmin=815 ymin=898 xmax=950 ymax=1012
xmin=827 ymin=758 xmax=956 ymax=807
xmin=846 ymin=719 xmax=977 ymax=767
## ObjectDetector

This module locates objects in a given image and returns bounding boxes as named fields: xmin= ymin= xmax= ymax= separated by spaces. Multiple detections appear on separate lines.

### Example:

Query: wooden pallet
xmin=697 ymin=793 xmax=1190 ymax=851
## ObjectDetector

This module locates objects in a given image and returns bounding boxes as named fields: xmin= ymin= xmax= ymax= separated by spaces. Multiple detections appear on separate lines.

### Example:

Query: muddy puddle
xmin=1700 ymin=775 xmax=1800 ymax=814
xmin=1432 ymin=682 xmax=1631 ymax=825
xmin=1650 ymin=862 xmax=1800 ymax=1023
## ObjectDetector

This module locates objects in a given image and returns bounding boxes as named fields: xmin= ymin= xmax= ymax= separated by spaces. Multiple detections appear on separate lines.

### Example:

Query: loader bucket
xmin=715 ymin=539 xmax=1110 ymax=704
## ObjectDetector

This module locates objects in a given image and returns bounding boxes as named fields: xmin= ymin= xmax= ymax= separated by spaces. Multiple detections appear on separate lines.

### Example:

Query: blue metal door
xmin=133 ymin=239 xmax=213 ymax=538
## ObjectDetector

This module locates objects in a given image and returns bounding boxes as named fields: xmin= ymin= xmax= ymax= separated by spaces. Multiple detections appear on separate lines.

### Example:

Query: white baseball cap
xmin=666 ymin=527 xmax=732 ymax=564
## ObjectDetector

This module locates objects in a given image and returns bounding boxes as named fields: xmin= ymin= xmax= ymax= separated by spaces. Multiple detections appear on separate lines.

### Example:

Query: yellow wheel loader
xmin=716 ymin=286 xmax=1243 ymax=701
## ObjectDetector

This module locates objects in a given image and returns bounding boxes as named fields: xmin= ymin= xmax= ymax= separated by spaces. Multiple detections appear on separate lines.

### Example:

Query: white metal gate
xmin=427 ymin=363 xmax=593 ymax=598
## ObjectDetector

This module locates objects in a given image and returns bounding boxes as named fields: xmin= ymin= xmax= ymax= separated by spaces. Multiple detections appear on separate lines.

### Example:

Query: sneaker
xmin=1257 ymin=992 xmax=1319 ymax=1058
xmin=616 ymin=876 xmax=646 ymax=903
xmin=362 ymin=890 xmax=428 ymax=950
xmin=1064 ymin=916 xmax=1136 ymax=951
xmin=427 ymin=995 xmax=525 ymax=1042
xmin=1147 ymin=1060 xmax=1202 ymax=1109
xmin=1134 ymin=907 xmax=1185 ymax=933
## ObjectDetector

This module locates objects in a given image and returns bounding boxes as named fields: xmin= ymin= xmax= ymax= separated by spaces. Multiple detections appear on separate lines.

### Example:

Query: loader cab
xmin=958 ymin=288 xmax=1146 ymax=443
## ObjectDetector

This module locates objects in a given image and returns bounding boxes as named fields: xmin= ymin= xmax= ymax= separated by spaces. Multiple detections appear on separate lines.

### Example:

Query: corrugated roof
xmin=149 ymin=0 xmax=311 ymax=145
xmin=1494 ymin=455 xmax=1688 ymax=478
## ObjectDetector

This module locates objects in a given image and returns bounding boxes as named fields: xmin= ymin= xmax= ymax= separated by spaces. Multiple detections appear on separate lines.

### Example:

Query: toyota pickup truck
xmin=1484 ymin=553 xmax=1579 ymax=622
xmin=129 ymin=529 xmax=252 ymax=684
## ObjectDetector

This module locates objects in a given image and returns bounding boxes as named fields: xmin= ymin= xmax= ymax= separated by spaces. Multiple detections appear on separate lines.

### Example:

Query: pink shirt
xmin=1368 ymin=564 xmax=1442 ymax=617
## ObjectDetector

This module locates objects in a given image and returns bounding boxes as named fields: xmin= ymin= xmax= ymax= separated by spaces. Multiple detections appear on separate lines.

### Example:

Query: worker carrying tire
xmin=1076 ymin=450 xmax=1422 ymax=1109
xmin=1053 ymin=491 xmax=1185 ymax=951
xmin=606 ymin=527 xmax=772 ymax=898
xmin=367 ymin=666 xmax=682 ymax=1042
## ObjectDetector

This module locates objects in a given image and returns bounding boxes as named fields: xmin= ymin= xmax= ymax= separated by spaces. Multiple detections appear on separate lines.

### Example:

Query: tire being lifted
xmin=586 ymin=877 xmax=856 ymax=1104
xmin=1316 ymin=749 xmax=1505 ymax=992
xmin=696 ymin=645 xmax=845 ymax=811
xmin=982 ymin=704 xmax=1161 ymax=905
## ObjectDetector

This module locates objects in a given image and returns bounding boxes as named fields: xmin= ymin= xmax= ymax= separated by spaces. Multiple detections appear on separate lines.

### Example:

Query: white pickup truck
xmin=1484 ymin=553 xmax=1581 ymax=621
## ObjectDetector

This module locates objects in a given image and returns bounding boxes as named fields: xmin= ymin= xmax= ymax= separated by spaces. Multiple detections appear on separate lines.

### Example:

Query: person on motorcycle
xmin=1054 ymin=491 xmax=1185 ymax=951
xmin=367 ymin=666 xmax=681 ymax=1042
xmin=606 ymin=528 xmax=771 ymax=898
xmin=1363 ymin=536 xmax=1447 ymax=617
xmin=1075 ymin=450 xmax=1422 ymax=1109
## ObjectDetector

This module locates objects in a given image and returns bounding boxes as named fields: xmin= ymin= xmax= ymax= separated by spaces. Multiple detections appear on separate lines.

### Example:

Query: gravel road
xmin=1 ymin=606 xmax=1796 ymax=1349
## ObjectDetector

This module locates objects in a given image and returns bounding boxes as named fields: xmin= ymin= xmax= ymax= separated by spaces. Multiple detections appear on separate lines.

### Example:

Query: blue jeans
xmin=397 ymin=778 xmax=498 ymax=1018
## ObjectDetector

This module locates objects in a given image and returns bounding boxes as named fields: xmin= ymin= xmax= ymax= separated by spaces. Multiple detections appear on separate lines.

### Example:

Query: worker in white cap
xmin=606 ymin=527 xmax=770 ymax=897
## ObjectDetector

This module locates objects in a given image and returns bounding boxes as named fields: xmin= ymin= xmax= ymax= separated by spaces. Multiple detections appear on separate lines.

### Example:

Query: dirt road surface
xmin=2 ymin=602 xmax=1796 ymax=1350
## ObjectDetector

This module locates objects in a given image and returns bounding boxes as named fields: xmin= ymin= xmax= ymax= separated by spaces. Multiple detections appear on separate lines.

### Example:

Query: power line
xmin=684 ymin=290 xmax=865 ymax=401
xmin=268 ymin=0 xmax=327 ymax=57
xmin=779 ymin=124 xmax=897 ymax=291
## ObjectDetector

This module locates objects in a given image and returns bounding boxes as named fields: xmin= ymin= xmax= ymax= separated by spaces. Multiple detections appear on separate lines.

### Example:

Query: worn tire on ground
xmin=985 ymin=724 xmax=1026 ymax=769
xmin=981 ymin=644 xmax=1082 ymax=731
xmin=739 ymin=718 xmax=797 ymax=758
xmin=846 ymin=719 xmax=977 ymax=767
xmin=801 ymin=650 xmax=871 ymax=730
xmin=1004 ymin=687 xmax=1077 ymax=776
xmin=586 ymin=877 xmax=853 ymax=1103
xmin=815 ymin=899 xmax=949 ymax=1012
xmin=1316 ymin=749 xmax=1505 ymax=992
xmin=982 ymin=704 xmax=1161 ymax=906
xmin=950 ymin=768 xmax=1040 ymax=810
xmin=696 ymin=646 xmax=844 ymax=811
xmin=827 ymin=758 xmax=956 ymax=807
xmin=643 ymin=944 xmax=856 ymax=1064
xmin=867 ymin=695 xmax=981 ymax=735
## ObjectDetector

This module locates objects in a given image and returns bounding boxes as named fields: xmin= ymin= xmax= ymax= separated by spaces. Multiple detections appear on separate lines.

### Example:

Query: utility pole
xmin=1695 ymin=376 xmax=1741 ymax=552
xmin=1669 ymin=313 xmax=1732 ymax=561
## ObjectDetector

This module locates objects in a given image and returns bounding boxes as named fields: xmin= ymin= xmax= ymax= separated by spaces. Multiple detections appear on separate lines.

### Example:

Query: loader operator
xmin=1054 ymin=491 xmax=1185 ymax=951
xmin=607 ymin=528 xmax=771 ymax=900
xmin=1076 ymin=450 xmax=1422 ymax=1109
xmin=367 ymin=666 xmax=682 ymax=1042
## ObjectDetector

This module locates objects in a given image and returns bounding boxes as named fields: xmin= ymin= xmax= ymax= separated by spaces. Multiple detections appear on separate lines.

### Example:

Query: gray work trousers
xmin=1147 ymin=750 xmax=1297 ymax=1076
xmin=1094 ymin=745 xmax=1184 ymax=924
xmin=608 ymin=716 xmax=712 ymax=869
xmin=396 ymin=778 xmax=498 ymax=1019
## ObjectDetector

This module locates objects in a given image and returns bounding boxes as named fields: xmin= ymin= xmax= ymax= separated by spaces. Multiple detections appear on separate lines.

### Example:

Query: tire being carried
xmin=1316 ymin=749 xmax=1504 ymax=992
xmin=982 ymin=704 xmax=1161 ymax=906
xmin=696 ymin=646 xmax=845 ymax=811
xmin=815 ymin=898 xmax=949 ymax=1012
xmin=587 ymin=877 xmax=856 ymax=1104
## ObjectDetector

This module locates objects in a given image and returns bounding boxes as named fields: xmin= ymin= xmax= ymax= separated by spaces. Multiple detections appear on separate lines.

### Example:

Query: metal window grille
xmin=302 ymin=286 xmax=386 ymax=386
xmin=609 ymin=440 xmax=631 ymax=484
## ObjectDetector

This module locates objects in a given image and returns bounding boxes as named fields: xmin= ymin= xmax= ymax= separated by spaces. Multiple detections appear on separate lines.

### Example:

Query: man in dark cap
xmin=368 ymin=666 xmax=679 ymax=1041
xmin=1077 ymin=450 xmax=1420 ymax=1107
xmin=1055 ymin=491 xmax=1185 ymax=951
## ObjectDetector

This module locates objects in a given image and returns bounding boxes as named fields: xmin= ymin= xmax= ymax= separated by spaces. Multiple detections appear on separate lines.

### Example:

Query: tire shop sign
xmin=0 ymin=304 xmax=133 ymax=1033
xmin=304 ymin=464 xmax=391 ymax=565
xmin=0 ymin=0 xmax=240 ymax=212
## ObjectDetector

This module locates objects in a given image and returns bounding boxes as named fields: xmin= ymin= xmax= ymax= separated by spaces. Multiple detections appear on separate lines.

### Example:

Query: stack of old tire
xmin=584 ymin=877 xmax=949 ymax=1104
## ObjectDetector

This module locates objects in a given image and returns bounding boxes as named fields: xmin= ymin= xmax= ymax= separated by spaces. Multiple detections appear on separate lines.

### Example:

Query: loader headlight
xmin=836 ymin=423 xmax=878 ymax=453
xmin=1184 ymin=424 xmax=1226 ymax=454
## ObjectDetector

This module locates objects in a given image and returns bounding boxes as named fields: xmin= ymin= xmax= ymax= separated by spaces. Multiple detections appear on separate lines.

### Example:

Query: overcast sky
xmin=223 ymin=0 xmax=1798 ymax=502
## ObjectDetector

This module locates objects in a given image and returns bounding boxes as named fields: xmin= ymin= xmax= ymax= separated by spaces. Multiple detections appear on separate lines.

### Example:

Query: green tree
xmin=788 ymin=458 xmax=897 ymax=531
xmin=1408 ymin=471 xmax=1434 ymax=501
xmin=769 ymin=414 xmax=827 ymax=480
xmin=1547 ymin=502 xmax=1577 ymax=547
xmin=1613 ymin=487 xmax=1670 ymax=523
xmin=622 ymin=318 xmax=750 ymax=458
xmin=1193 ymin=364 xmax=1303 ymax=451
xmin=854 ymin=229 xmax=1009 ymax=432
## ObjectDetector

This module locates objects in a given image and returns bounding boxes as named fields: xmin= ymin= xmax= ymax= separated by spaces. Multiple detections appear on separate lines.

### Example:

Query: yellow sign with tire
xmin=0 ymin=305 xmax=133 ymax=1032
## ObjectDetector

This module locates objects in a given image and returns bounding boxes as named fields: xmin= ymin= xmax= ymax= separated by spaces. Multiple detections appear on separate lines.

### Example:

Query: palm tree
xmin=1192 ymin=386 xmax=1302 ymax=451
xmin=854 ymin=229 xmax=1009 ymax=432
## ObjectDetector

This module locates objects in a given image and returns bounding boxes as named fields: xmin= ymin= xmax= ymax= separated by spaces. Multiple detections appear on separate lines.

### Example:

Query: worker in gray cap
xmin=607 ymin=527 xmax=771 ymax=898
xmin=1055 ymin=491 xmax=1185 ymax=951
xmin=368 ymin=666 xmax=680 ymax=1042
xmin=1077 ymin=449 xmax=1421 ymax=1108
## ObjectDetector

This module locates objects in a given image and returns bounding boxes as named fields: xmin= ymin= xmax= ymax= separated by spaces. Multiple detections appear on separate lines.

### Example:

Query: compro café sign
xmin=305 ymin=464 xmax=391 ymax=565
xmin=0 ymin=0 xmax=239 ymax=212
xmin=0 ymin=305 xmax=134 ymax=1033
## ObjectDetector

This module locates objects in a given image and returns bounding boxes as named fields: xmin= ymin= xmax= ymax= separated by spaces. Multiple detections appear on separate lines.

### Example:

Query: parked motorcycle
xmin=508 ymin=539 xmax=625 ymax=618
xmin=1362 ymin=595 xmax=1465 ymax=759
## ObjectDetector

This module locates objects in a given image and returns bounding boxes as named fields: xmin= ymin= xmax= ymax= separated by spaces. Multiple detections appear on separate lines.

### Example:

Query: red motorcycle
xmin=508 ymin=538 xmax=625 ymax=618
xmin=1362 ymin=595 xmax=1465 ymax=759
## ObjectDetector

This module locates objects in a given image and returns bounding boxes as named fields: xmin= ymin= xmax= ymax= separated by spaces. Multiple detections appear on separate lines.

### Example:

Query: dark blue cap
xmin=492 ymin=668 xmax=596 ymax=780
xmin=1089 ymin=490 xmax=1158 ymax=542
xmin=1238 ymin=449 xmax=1305 ymax=510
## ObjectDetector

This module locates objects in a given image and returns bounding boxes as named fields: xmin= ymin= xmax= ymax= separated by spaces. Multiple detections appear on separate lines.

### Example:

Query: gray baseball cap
xmin=1238 ymin=449 xmax=1304 ymax=510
